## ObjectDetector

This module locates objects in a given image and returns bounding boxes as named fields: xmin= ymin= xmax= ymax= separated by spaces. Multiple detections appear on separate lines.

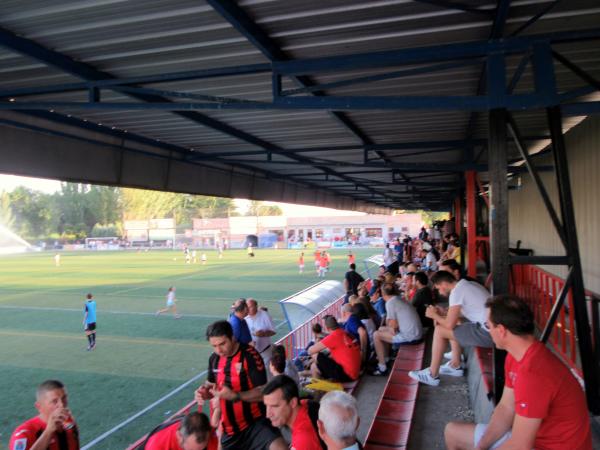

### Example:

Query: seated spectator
xmin=347 ymin=294 xmax=359 ymax=305
xmin=352 ymin=302 xmax=376 ymax=352
xmin=308 ymin=316 xmax=361 ymax=382
xmin=411 ymin=271 xmax=435 ymax=328
xmin=144 ymin=411 xmax=218 ymax=450
xmin=228 ymin=299 xmax=252 ymax=345
xmin=371 ymin=283 xmax=423 ymax=375
xmin=9 ymin=379 xmax=79 ymax=450
xmin=358 ymin=295 xmax=381 ymax=329
xmin=201 ymin=320 xmax=286 ymax=450
xmin=317 ymin=391 xmax=361 ymax=450
xmin=263 ymin=375 xmax=325 ymax=450
xmin=403 ymin=272 xmax=417 ymax=300
xmin=340 ymin=303 xmax=369 ymax=364
xmin=270 ymin=345 xmax=300 ymax=387
xmin=422 ymin=247 xmax=438 ymax=272
xmin=439 ymin=258 xmax=477 ymax=282
xmin=409 ymin=271 xmax=493 ymax=386
xmin=312 ymin=323 xmax=327 ymax=342
xmin=445 ymin=295 xmax=592 ymax=450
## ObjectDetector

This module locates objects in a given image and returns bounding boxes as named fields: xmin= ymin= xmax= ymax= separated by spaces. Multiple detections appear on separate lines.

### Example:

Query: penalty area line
xmin=81 ymin=369 xmax=207 ymax=449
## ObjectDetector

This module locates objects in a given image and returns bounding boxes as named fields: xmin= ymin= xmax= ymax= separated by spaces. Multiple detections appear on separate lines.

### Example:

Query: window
xmin=365 ymin=228 xmax=383 ymax=238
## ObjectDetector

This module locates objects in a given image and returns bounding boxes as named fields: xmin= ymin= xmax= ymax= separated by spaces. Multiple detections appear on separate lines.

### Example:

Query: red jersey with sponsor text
xmin=504 ymin=341 xmax=592 ymax=450
xmin=9 ymin=416 xmax=79 ymax=450
xmin=207 ymin=344 xmax=266 ymax=436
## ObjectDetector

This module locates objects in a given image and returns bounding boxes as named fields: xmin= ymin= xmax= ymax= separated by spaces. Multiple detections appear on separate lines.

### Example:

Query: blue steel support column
xmin=487 ymin=51 xmax=509 ymax=402
xmin=547 ymin=106 xmax=600 ymax=414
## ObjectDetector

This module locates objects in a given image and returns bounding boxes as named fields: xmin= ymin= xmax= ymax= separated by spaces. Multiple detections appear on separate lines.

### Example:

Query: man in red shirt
xmin=9 ymin=379 xmax=79 ymax=450
xmin=200 ymin=320 xmax=286 ymax=450
xmin=444 ymin=295 xmax=592 ymax=450
xmin=263 ymin=375 xmax=325 ymax=450
xmin=308 ymin=316 xmax=361 ymax=382
xmin=144 ymin=412 xmax=218 ymax=450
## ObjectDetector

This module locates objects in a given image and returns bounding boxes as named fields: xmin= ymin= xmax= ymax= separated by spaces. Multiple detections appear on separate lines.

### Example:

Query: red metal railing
xmin=126 ymin=286 xmax=361 ymax=450
xmin=511 ymin=264 xmax=598 ymax=377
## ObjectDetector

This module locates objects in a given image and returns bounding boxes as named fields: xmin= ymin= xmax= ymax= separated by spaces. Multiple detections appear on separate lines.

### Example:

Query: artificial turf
xmin=0 ymin=247 xmax=376 ymax=449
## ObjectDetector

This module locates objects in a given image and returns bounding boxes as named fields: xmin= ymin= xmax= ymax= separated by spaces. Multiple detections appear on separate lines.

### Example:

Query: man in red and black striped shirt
xmin=202 ymin=320 xmax=286 ymax=450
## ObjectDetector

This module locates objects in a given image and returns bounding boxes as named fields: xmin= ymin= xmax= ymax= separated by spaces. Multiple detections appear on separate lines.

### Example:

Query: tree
xmin=7 ymin=187 xmax=54 ymax=239
xmin=246 ymin=201 xmax=283 ymax=217
xmin=0 ymin=191 xmax=15 ymax=228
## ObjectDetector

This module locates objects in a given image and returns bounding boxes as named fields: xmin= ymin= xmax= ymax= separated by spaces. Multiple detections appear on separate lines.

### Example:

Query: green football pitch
xmin=0 ymin=248 xmax=376 ymax=449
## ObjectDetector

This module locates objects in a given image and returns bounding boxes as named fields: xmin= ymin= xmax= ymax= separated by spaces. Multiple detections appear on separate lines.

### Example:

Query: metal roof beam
xmin=4 ymin=92 xmax=580 ymax=111
xmin=412 ymin=0 xmax=494 ymax=16
xmin=272 ymin=28 xmax=600 ymax=76
xmin=0 ymin=26 xmax=393 ymax=204
xmin=0 ymin=64 xmax=271 ymax=99
xmin=206 ymin=0 xmax=380 ymax=164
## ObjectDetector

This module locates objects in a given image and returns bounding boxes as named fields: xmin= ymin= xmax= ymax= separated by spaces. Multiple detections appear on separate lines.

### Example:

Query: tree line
xmin=0 ymin=183 xmax=282 ymax=241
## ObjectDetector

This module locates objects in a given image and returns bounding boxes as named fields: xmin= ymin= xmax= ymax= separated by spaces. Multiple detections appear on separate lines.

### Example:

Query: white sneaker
xmin=408 ymin=368 xmax=440 ymax=386
xmin=443 ymin=351 xmax=464 ymax=361
xmin=439 ymin=361 xmax=464 ymax=377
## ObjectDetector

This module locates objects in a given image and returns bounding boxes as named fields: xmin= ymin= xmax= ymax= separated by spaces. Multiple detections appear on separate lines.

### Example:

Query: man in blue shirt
xmin=228 ymin=299 xmax=252 ymax=345
xmin=83 ymin=293 xmax=97 ymax=351
xmin=341 ymin=304 xmax=369 ymax=365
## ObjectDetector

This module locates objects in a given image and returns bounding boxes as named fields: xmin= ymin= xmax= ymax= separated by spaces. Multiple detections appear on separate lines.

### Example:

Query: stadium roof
xmin=1 ymin=0 xmax=599 ymax=212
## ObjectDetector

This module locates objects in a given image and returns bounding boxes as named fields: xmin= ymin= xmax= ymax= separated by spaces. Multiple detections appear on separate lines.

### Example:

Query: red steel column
xmin=466 ymin=170 xmax=477 ymax=278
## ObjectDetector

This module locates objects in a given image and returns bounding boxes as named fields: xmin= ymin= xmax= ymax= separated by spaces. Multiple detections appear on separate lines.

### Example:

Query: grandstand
xmin=0 ymin=224 xmax=32 ymax=255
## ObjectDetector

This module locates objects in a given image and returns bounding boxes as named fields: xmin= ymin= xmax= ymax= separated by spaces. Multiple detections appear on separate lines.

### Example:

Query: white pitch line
xmin=0 ymin=305 xmax=226 ymax=319
xmin=81 ymin=369 xmax=208 ymax=450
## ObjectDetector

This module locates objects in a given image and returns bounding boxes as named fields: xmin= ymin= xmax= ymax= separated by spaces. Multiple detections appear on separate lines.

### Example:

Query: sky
xmin=0 ymin=174 xmax=366 ymax=218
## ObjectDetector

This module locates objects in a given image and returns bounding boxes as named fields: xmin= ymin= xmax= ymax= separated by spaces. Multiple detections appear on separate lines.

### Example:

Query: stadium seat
xmin=364 ymin=342 xmax=425 ymax=450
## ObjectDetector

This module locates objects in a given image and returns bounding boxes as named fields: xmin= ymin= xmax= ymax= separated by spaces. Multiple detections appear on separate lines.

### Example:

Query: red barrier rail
xmin=511 ymin=264 xmax=598 ymax=377
xmin=126 ymin=286 xmax=362 ymax=450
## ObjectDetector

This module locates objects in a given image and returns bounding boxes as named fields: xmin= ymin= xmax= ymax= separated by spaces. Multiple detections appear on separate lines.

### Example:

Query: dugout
xmin=279 ymin=280 xmax=345 ymax=330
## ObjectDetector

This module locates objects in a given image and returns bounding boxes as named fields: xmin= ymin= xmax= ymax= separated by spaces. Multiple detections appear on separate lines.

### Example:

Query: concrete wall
xmin=508 ymin=115 xmax=600 ymax=294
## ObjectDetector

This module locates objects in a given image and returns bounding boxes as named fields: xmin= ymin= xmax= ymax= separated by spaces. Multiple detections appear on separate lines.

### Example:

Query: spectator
xmin=358 ymin=295 xmax=381 ymax=329
xmin=317 ymin=391 xmax=361 ymax=450
xmin=445 ymin=295 xmax=592 ymax=450
xmin=245 ymin=298 xmax=276 ymax=367
xmin=270 ymin=345 xmax=300 ymax=387
xmin=144 ymin=412 xmax=218 ymax=450
xmin=371 ymin=283 xmax=423 ymax=375
xmin=411 ymin=271 xmax=435 ymax=328
xmin=311 ymin=323 xmax=327 ymax=342
xmin=201 ymin=320 xmax=286 ymax=450
xmin=263 ymin=375 xmax=325 ymax=450
xmin=341 ymin=303 xmax=369 ymax=365
xmin=409 ymin=271 xmax=493 ymax=386
xmin=422 ymin=247 xmax=438 ymax=272
xmin=228 ymin=299 xmax=252 ymax=345
xmin=352 ymin=302 xmax=376 ymax=352
xmin=383 ymin=243 xmax=395 ymax=269
xmin=9 ymin=380 xmax=79 ymax=450
xmin=344 ymin=263 xmax=365 ymax=303
xmin=438 ymin=258 xmax=477 ymax=282
xmin=393 ymin=238 xmax=404 ymax=264
xmin=308 ymin=316 xmax=361 ymax=382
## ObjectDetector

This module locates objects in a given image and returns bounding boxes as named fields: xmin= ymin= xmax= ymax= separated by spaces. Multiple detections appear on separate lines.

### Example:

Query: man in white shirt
xmin=245 ymin=298 xmax=276 ymax=368
xmin=409 ymin=271 xmax=493 ymax=386
xmin=383 ymin=243 xmax=394 ymax=269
